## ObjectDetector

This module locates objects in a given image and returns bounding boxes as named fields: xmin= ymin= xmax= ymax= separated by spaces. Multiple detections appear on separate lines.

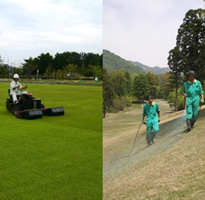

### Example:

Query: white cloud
xmin=0 ymin=0 xmax=102 ymax=65
xmin=104 ymin=0 xmax=204 ymax=67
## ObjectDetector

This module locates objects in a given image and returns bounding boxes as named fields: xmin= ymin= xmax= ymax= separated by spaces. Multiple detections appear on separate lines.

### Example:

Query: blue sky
xmin=0 ymin=0 xmax=102 ymax=66
xmin=103 ymin=0 xmax=204 ymax=68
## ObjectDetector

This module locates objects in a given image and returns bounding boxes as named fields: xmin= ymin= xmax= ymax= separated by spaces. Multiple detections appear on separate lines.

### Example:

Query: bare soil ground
xmin=103 ymin=100 xmax=205 ymax=200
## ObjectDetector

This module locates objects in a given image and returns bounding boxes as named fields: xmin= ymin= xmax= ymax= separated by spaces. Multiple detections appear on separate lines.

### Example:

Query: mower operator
xmin=182 ymin=70 xmax=204 ymax=131
xmin=10 ymin=74 xmax=28 ymax=104
xmin=142 ymin=95 xmax=160 ymax=146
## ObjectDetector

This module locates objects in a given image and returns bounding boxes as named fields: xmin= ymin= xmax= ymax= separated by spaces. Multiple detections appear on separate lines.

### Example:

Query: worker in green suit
xmin=182 ymin=70 xmax=204 ymax=131
xmin=142 ymin=95 xmax=160 ymax=146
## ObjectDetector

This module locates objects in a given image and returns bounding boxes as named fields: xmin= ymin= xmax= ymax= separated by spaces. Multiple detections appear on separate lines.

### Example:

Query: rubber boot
xmin=150 ymin=133 xmax=155 ymax=144
xmin=146 ymin=136 xmax=151 ymax=146
xmin=191 ymin=120 xmax=195 ymax=129
xmin=186 ymin=119 xmax=192 ymax=131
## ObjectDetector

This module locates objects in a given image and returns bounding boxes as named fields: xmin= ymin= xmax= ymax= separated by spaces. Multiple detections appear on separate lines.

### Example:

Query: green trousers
xmin=186 ymin=96 xmax=200 ymax=122
xmin=146 ymin=119 xmax=159 ymax=137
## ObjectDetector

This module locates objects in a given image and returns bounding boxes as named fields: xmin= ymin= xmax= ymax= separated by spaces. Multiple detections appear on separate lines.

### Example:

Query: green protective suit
xmin=182 ymin=79 xmax=204 ymax=122
xmin=143 ymin=102 xmax=160 ymax=137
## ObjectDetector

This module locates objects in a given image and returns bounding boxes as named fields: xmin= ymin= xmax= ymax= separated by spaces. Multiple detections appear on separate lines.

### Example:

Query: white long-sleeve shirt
xmin=10 ymin=80 xmax=23 ymax=94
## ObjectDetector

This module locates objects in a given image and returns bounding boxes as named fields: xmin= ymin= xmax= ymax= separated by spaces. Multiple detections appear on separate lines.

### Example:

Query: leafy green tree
xmin=22 ymin=57 xmax=37 ymax=79
xmin=13 ymin=67 xmax=23 ymax=77
xmin=131 ymin=72 xmax=138 ymax=80
xmin=145 ymin=72 xmax=158 ymax=97
xmin=109 ymin=70 xmax=127 ymax=97
xmin=64 ymin=64 xmax=77 ymax=80
xmin=158 ymin=73 xmax=172 ymax=99
xmin=168 ymin=47 xmax=183 ymax=111
xmin=133 ymin=74 xmax=150 ymax=101
xmin=124 ymin=71 xmax=132 ymax=96
xmin=171 ymin=9 xmax=205 ymax=81
xmin=21 ymin=51 xmax=102 ymax=79
xmin=0 ymin=64 xmax=8 ymax=79
xmin=35 ymin=53 xmax=54 ymax=76
xmin=103 ymin=70 xmax=133 ymax=114
xmin=103 ymin=68 xmax=114 ymax=117
xmin=167 ymin=90 xmax=185 ymax=111
xmin=95 ymin=65 xmax=103 ymax=79
xmin=83 ymin=53 xmax=102 ymax=77
xmin=53 ymin=53 xmax=68 ymax=79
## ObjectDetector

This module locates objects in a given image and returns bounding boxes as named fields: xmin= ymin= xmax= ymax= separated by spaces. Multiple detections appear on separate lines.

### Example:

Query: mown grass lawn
xmin=0 ymin=82 xmax=102 ymax=200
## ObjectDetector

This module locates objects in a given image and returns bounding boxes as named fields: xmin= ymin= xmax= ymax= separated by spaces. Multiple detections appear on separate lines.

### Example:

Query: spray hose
xmin=125 ymin=122 xmax=143 ymax=157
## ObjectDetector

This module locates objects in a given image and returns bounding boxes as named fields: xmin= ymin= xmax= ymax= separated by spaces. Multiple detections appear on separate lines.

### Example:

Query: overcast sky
xmin=104 ymin=0 xmax=204 ymax=68
xmin=0 ymin=0 xmax=102 ymax=66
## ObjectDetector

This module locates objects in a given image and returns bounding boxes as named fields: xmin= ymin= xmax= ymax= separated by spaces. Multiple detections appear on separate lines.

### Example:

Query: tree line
xmin=0 ymin=51 xmax=102 ymax=80
xmin=103 ymin=68 xmax=173 ymax=117
xmin=103 ymin=67 xmax=205 ymax=118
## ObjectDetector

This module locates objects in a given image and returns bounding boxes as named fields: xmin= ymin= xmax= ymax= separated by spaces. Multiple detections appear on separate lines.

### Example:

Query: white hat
xmin=13 ymin=74 xmax=20 ymax=79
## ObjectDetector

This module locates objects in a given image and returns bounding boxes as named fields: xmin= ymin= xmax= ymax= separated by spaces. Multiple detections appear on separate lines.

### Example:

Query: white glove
xmin=201 ymin=99 xmax=204 ymax=103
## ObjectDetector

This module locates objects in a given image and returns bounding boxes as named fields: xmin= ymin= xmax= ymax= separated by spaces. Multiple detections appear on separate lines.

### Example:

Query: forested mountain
xmin=103 ymin=49 xmax=170 ymax=75
xmin=129 ymin=61 xmax=170 ymax=74
xmin=103 ymin=50 xmax=144 ymax=74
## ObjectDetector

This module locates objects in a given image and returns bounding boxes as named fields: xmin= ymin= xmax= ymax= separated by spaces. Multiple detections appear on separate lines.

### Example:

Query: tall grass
xmin=0 ymin=83 xmax=102 ymax=200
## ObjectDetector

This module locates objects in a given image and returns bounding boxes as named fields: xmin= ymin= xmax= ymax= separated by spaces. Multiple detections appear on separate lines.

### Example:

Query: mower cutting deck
xmin=6 ymin=91 xmax=64 ymax=119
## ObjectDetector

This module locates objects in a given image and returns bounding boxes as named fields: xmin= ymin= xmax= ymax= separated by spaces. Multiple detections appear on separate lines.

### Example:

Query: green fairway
xmin=0 ymin=83 xmax=102 ymax=200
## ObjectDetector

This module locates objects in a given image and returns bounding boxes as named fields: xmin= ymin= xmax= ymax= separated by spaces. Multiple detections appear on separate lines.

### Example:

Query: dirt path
xmin=103 ymin=100 xmax=205 ymax=199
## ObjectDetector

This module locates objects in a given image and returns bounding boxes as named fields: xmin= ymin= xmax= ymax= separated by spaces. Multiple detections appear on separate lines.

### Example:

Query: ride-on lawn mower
xmin=6 ymin=89 xmax=64 ymax=119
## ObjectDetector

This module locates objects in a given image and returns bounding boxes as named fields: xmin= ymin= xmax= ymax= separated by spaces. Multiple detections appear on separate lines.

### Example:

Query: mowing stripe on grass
xmin=0 ymin=83 xmax=102 ymax=200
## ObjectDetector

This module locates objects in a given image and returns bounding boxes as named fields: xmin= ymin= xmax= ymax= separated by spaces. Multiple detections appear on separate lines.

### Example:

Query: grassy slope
xmin=0 ymin=83 xmax=102 ymax=200
xmin=103 ymin=102 xmax=205 ymax=200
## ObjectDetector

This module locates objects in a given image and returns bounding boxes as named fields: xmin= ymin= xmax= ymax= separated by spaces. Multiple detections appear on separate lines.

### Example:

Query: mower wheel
xmin=12 ymin=105 xmax=23 ymax=116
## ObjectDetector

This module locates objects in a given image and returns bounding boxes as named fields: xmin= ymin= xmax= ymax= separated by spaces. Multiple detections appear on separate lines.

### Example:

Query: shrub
xmin=167 ymin=90 xmax=185 ymax=111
